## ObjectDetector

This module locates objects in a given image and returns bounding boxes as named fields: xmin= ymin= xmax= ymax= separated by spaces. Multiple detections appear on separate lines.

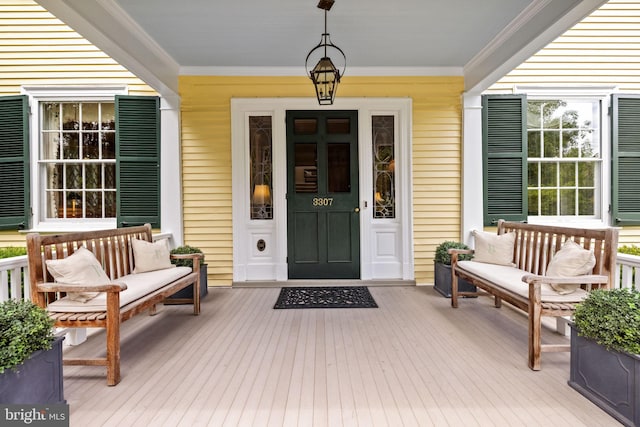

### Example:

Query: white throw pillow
xmin=132 ymin=238 xmax=174 ymax=273
xmin=45 ymin=246 xmax=109 ymax=302
xmin=472 ymin=230 xmax=516 ymax=266
xmin=545 ymin=239 xmax=596 ymax=295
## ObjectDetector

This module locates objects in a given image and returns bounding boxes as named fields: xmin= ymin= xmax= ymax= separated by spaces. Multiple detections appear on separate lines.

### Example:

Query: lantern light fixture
xmin=305 ymin=0 xmax=346 ymax=105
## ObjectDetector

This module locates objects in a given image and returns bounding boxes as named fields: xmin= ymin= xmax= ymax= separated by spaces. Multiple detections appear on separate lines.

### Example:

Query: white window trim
xmin=21 ymin=86 xmax=128 ymax=232
xmin=514 ymin=86 xmax=616 ymax=228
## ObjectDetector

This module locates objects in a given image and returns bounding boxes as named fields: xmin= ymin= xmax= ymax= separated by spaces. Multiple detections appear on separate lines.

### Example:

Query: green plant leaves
xmin=574 ymin=288 xmax=640 ymax=355
xmin=0 ymin=247 xmax=27 ymax=259
xmin=0 ymin=299 xmax=54 ymax=373
xmin=170 ymin=245 xmax=204 ymax=268
xmin=434 ymin=241 xmax=473 ymax=265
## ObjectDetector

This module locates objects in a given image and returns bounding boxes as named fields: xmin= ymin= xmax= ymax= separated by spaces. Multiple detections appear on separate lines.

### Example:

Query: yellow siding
xmin=179 ymin=75 xmax=464 ymax=286
xmin=0 ymin=0 xmax=154 ymax=96
xmin=488 ymin=0 xmax=640 ymax=246
xmin=0 ymin=231 xmax=28 ymax=247
xmin=490 ymin=1 xmax=640 ymax=92
xmin=0 ymin=0 xmax=155 ymax=250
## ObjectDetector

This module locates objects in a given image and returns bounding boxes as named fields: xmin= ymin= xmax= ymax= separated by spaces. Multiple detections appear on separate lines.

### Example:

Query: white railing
xmin=616 ymin=253 xmax=639 ymax=290
xmin=0 ymin=255 xmax=29 ymax=302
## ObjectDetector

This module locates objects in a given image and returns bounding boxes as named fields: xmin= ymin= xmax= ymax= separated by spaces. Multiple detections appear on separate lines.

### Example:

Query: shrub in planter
xmin=433 ymin=241 xmax=476 ymax=297
xmin=434 ymin=241 xmax=473 ymax=266
xmin=0 ymin=299 xmax=54 ymax=374
xmin=574 ymin=288 xmax=640 ymax=355
xmin=0 ymin=299 xmax=64 ymax=404
xmin=167 ymin=245 xmax=208 ymax=300
xmin=569 ymin=288 xmax=640 ymax=427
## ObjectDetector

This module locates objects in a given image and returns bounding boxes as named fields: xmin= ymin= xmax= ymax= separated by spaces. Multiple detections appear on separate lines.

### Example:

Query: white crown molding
xmin=464 ymin=0 xmax=608 ymax=94
xmin=465 ymin=0 xmax=553 ymax=74
xmin=513 ymin=85 xmax=618 ymax=97
xmin=21 ymin=85 xmax=128 ymax=98
xmin=180 ymin=66 xmax=463 ymax=77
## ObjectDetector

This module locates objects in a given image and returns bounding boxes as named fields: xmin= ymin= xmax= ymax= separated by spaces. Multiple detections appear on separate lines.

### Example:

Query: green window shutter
xmin=0 ymin=95 xmax=30 ymax=230
xmin=482 ymin=94 xmax=527 ymax=226
xmin=116 ymin=95 xmax=160 ymax=228
xmin=612 ymin=94 xmax=640 ymax=225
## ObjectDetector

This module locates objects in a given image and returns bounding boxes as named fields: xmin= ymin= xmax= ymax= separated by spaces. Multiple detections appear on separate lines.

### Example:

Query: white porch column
xmin=461 ymin=93 xmax=484 ymax=246
xmin=160 ymin=94 xmax=184 ymax=246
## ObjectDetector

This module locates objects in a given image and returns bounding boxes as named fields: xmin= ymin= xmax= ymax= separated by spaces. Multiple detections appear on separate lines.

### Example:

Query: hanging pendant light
xmin=305 ymin=0 xmax=346 ymax=105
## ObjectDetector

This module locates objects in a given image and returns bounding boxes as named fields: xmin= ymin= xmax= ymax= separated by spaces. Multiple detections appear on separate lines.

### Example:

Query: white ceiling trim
xmin=464 ymin=0 xmax=608 ymax=94
xmin=35 ymin=0 xmax=609 ymax=98
xmin=37 ymin=0 xmax=180 ymax=97
xmin=180 ymin=66 xmax=464 ymax=77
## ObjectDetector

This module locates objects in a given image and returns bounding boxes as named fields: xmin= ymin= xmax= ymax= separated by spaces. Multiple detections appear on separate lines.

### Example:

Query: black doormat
xmin=273 ymin=286 xmax=378 ymax=309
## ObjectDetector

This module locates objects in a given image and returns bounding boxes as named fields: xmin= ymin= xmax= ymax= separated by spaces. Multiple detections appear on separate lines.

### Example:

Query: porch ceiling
xmin=37 ymin=0 xmax=607 ymax=96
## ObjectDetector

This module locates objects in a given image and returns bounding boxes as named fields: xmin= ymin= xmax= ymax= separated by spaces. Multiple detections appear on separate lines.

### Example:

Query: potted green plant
xmin=0 ymin=299 xmax=65 ymax=404
xmin=569 ymin=288 xmax=640 ymax=427
xmin=167 ymin=245 xmax=208 ymax=301
xmin=434 ymin=241 xmax=476 ymax=297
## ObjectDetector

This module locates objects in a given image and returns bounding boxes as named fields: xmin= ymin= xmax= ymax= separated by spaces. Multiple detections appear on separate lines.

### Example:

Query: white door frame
xmin=231 ymin=97 xmax=414 ymax=282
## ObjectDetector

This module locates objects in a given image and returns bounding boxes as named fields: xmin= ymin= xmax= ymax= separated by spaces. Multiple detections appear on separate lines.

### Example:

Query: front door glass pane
xmin=328 ymin=143 xmax=350 ymax=192
xmin=294 ymin=118 xmax=317 ymax=134
xmin=327 ymin=118 xmax=350 ymax=134
xmin=295 ymin=143 xmax=317 ymax=193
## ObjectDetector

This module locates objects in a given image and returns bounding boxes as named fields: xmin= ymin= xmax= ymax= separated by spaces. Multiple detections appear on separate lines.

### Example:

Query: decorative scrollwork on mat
xmin=273 ymin=286 xmax=378 ymax=309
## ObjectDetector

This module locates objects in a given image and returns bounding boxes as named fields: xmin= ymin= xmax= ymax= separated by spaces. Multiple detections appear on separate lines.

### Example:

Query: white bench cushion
xmin=456 ymin=260 xmax=588 ymax=303
xmin=47 ymin=266 xmax=193 ymax=312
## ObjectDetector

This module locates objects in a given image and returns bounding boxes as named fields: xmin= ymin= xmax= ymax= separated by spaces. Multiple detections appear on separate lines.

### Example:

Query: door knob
xmin=354 ymin=207 xmax=360 ymax=213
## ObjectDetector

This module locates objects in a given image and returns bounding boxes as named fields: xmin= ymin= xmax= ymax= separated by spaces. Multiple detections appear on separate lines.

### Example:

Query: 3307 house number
xmin=312 ymin=197 xmax=334 ymax=207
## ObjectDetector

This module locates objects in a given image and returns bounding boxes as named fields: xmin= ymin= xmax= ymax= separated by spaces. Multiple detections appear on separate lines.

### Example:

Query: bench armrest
xmin=448 ymin=248 xmax=474 ymax=265
xmin=36 ymin=282 xmax=127 ymax=293
xmin=170 ymin=253 xmax=202 ymax=273
xmin=448 ymin=248 xmax=474 ymax=255
xmin=521 ymin=274 xmax=609 ymax=286
xmin=170 ymin=253 xmax=204 ymax=260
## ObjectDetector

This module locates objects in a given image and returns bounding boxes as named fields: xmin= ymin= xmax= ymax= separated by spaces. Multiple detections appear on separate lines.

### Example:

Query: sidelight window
xmin=249 ymin=116 xmax=273 ymax=220
xmin=372 ymin=115 xmax=395 ymax=218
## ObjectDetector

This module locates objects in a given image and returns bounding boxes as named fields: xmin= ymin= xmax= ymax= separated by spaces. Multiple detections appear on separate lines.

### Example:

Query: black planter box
xmin=0 ymin=336 xmax=65 ymax=404
xmin=569 ymin=324 xmax=640 ymax=427
xmin=167 ymin=263 xmax=208 ymax=301
xmin=434 ymin=262 xmax=476 ymax=298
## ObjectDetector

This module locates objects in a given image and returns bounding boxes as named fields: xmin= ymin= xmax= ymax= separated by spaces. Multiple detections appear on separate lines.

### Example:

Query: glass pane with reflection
xmin=295 ymin=143 xmax=317 ymax=193
xmin=328 ymin=143 xmax=350 ymax=192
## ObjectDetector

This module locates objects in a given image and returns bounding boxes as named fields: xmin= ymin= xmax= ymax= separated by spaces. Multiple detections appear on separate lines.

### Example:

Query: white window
xmin=527 ymin=99 xmax=602 ymax=218
xmin=517 ymin=86 xmax=614 ymax=225
xmin=23 ymin=86 xmax=127 ymax=230
xmin=41 ymin=101 xmax=116 ymax=219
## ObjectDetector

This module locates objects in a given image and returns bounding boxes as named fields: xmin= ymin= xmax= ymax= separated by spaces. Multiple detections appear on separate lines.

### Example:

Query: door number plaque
xmin=312 ymin=197 xmax=334 ymax=207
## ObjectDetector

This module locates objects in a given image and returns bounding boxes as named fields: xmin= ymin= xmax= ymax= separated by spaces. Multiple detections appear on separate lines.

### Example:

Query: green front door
xmin=286 ymin=110 xmax=360 ymax=279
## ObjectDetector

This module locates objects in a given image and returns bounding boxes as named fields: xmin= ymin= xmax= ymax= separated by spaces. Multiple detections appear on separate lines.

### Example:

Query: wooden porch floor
xmin=62 ymin=286 xmax=619 ymax=426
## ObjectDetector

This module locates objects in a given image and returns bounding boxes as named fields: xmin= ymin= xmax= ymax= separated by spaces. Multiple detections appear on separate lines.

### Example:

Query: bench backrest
xmin=497 ymin=220 xmax=618 ymax=289
xmin=26 ymin=224 xmax=153 ymax=307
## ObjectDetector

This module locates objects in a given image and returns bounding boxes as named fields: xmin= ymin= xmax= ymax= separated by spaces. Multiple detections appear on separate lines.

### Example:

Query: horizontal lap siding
xmin=0 ymin=0 xmax=153 ymax=97
xmin=488 ymin=0 xmax=640 ymax=245
xmin=0 ymin=0 xmax=155 ymax=249
xmin=179 ymin=75 xmax=464 ymax=286
xmin=491 ymin=1 xmax=640 ymax=91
